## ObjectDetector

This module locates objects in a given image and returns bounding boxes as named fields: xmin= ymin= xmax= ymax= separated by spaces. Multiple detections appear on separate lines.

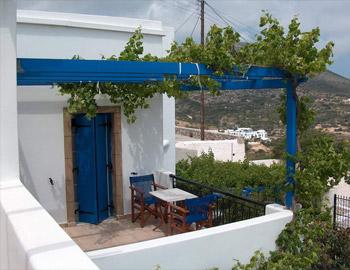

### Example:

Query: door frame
xmin=63 ymin=106 xmax=123 ymax=226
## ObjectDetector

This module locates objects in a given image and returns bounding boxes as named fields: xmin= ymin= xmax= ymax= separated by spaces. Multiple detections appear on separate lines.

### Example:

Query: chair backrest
xmin=184 ymin=194 xmax=217 ymax=224
xmin=130 ymin=174 xmax=154 ymax=199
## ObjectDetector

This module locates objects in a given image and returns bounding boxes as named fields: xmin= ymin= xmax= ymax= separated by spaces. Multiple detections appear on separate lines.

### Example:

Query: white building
xmin=16 ymin=10 xmax=175 ymax=224
xmin=176 ymin=139 xmax=245 ymax=162
xmin=227 ymin=127 xmax=270 ymax=141
xmin=0 ymin=4 xmax=292 ymax=270
xmin=255 ymin=129 xmax=269 ymax=141
xmin=230 ymin=128 xmax=254 ymax=139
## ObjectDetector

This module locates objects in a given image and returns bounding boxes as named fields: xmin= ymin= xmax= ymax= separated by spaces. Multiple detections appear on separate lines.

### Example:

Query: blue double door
xmin=72 ymin=113 xmax=114 ymax=224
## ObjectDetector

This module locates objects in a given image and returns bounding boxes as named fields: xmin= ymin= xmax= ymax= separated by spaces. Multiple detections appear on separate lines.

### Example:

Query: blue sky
xmin=18 ymin=0 xmax=350 ymax=79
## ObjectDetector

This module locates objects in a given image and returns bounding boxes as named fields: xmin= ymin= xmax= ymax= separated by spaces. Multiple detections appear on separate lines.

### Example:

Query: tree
xmin=238 ymin=12 xmax=334 ymax=151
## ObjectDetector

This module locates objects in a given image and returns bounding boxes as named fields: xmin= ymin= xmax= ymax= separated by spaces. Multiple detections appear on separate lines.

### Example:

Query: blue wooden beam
xmin=181 ymin=79 xmax=287 ymax=91
xmin=244 ymin=66 xmax=287 ymax=78
xmin=17 ymin=58 xmax=287 ymax=86
xmin=285 ymin=81 xmax=297 ymax=209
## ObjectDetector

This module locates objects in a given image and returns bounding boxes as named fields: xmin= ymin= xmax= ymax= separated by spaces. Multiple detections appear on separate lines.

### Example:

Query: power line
xmin=204 ymin=1 xmax=254 ymax=42
xmin=163 ymin=1 xmax=199 ymax=16
xmin=204 ymin=1 xmax=231 ymax=26
xmin=190 ymin=14 xmax=201 ymax=37
xmin=204 ymin=10 xmax=226 ymax=26
xmin=160 ymin=1 xmax=226 ymax=31
xmin=204 ymin=0 xmax=258 ymax=39
xmin=205 ymin=0 xmax=256 ymax=31
xmin=160 ymin=0 xmax=257 ymax=41
xmin=175 ymin=10 xmax=197 ymax=33
xmin=205 ymin=9 xmax=251 ymax=42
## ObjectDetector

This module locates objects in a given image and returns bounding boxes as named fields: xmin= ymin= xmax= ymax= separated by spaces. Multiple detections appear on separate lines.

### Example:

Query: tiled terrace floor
xmin=63 ymin=216 xmax=168 ymax=251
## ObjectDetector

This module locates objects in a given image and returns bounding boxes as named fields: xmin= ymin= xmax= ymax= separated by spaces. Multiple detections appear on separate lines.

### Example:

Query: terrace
xmin=1 ymin=3 xmax=295 ymax=269
xmin=63 ymin=216 xmax=167 ymax=252
xmin=63 ymin=175 xmax=267 ymax=252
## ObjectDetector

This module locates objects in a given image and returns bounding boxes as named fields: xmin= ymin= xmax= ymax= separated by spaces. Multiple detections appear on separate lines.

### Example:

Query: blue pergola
xmin=17 ymin=58 xmax=301 ymax=208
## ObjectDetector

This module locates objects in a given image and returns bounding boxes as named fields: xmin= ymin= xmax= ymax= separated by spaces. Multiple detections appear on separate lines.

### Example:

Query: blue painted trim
xmin=17 ymin=58 xmax=288 ymax=86
xmin=180 ymin=79 xmax=287 ymax=91
xmin=286 ymin=82 xmax=297 ymax=209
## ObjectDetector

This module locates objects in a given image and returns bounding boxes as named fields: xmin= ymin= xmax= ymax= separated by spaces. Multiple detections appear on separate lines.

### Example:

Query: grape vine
xmin=57 ymin=12 xmax=333 ymax=124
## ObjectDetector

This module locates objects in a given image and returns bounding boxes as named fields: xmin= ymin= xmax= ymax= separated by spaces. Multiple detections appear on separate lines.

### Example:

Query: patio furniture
xmin=129 ymin=174 xmax=166 ymax=228
xmin=169 ymin=194 xmax=217 ymax=234
xmin=149 ymin=188 xmax=197 ymax=231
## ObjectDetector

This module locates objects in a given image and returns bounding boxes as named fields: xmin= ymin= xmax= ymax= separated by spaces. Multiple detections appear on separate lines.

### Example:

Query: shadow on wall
xmin=17 ymin=101 xmax=67 ymax=115
xmin=18 ymin=100 xmax=68 ymax=223
xmin=121 ymin=97 xmax=164 ymax=214
xmin=125 ymin=113 xmax=163 ymax=176
xmin=19 ymin=140 xmax=67 ymax=222
xmin=19 ymin=141 xmax=39 ymax=199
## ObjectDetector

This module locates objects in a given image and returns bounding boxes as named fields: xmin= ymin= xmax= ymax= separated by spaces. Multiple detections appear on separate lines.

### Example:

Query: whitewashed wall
xmin=0 ymin=180 xmax=98 ymax=270
xmin=0 ymin=0 xmax=19 ymax=183
xmin=176 ymin=139 xmax=245 ymax=162
xmin=327 ymin=178 xmax=350 ymax=206
xmin=88 ymin=204 xmax=292 ymax=270
xmin=250 ymin=159 xmax=282 ymax=166
xmin=17 ymin=10 xmax=175 ymax=223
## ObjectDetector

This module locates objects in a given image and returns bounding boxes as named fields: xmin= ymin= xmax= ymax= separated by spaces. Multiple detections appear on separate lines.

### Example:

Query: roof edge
xmin=17 ymin=9 xmax=167 ymax=36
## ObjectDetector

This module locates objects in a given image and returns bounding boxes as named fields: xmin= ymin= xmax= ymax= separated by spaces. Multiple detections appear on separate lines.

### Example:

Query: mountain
xmin=176 ymin=70 xmax=350 ymax=138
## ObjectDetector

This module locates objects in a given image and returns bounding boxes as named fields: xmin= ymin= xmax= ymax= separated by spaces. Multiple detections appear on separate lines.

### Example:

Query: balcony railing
xmin=170 ymin=174 xmax=267 ymax=226
xmin=334 ymin=194 xmax=350 ymax=229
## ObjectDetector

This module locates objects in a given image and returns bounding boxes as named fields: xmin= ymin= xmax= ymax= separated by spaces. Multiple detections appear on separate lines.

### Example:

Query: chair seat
xmin=135 ymin=195 xmax=157 ymax=206
xmin=186 ymin=213 xmax=207 ymax=224
xmin=144 ymin=196 xmax=157 ymax=205
xmin=169 ymin=194 xmax=217 ymax=234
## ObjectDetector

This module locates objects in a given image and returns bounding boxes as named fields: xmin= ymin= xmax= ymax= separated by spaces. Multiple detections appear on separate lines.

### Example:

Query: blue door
xmin=73 ymin=113 xmax=113 ymax=224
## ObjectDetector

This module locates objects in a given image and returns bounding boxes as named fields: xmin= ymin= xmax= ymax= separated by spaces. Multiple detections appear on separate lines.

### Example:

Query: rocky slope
xmin=176 ymin=71 xmax=350 ymax=138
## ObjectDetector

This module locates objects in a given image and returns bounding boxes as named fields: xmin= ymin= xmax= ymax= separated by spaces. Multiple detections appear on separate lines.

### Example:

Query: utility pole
xmin=200 ymin=0 xmax=205 ymax=140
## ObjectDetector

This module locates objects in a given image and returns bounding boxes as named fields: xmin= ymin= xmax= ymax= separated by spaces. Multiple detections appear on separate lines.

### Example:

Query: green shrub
xmin=176 ymin=151 xmax=285 ymax=202
xmin=232 ymin=209 xmax=350 ymax=270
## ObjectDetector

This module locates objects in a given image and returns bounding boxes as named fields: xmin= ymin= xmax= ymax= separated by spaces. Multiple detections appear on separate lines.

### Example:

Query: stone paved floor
xmin=63 ymin=216 xmax=168 ymax=252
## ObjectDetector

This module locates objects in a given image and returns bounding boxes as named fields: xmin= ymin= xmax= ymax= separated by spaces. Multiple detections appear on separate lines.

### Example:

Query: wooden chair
xmin=169 ymin=194 xmax=217 ymax=234
xmin=129 ymin=174 xmax=166 ymax=228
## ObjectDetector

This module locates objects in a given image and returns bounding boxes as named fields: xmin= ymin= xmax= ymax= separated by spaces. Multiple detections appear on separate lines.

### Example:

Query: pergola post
xmin=0 ymin=0 xmax=19 ymax=182
xmin=285 ymin=81 xmax=297 ymax=209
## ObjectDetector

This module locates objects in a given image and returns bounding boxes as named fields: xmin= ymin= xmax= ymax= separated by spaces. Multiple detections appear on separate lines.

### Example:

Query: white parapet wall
xmin=250 ymin=159 xmax=282 ymax=167
xmin=327 ymin=178 xmax=350 ymax=204
xmin=176 ymin=139 xmax=245 ymax=162
xmin=88 ymin=204 xmax=292 ymax=270
xmin=0 ymin=180 xmax=99 ymax=270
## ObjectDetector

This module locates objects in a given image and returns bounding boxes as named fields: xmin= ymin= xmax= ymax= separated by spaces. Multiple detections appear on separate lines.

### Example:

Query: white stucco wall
xmin=250 ymin=159 xmax=282 ymax=166
xmin=88 ymin=204 xmax=292 ymax=270
xmin=0 ymin=180 xmax=99 ymax=270
xmin=16 ymin=10 xmax=175 ymax=223
xmin=0 ymin=0 xmax=19 ymax=183
xmin=327 ymin=178 xmax=350 ymax=206
xmin=176 ymin=139 xmax=245 ymax=162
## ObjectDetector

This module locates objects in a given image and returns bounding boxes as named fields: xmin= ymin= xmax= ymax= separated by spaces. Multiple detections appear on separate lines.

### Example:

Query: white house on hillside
xmin=16 ymin=10 xmax=175 ymax=225
xmin=176 ymin=139 xmax=245 ymax=162
xmin=227 ymin=127 xmax=270 ymax=141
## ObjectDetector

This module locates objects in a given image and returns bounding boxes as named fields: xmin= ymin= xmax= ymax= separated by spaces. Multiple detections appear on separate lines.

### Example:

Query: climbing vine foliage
xmin=238 ymin=12 xmax=334 ymax=77
xmin=57 ymin=12 xmax=333 ymax=123
xmin=58 ymin=29 xmax=183 ymax=122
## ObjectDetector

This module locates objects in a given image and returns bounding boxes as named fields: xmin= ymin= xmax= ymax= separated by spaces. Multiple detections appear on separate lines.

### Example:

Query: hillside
xmin=176 ymin=70 xmax=350 ymax=138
